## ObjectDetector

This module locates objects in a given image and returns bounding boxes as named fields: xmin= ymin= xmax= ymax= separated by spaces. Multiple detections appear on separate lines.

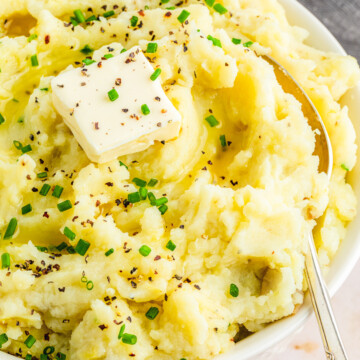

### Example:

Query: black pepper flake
xmin=154 ymin=255 xmax=161 ymax=261
xmin=95 ymin=122 xmax=99 ymax=130
xmin=122 ymin=108 xmax=128 ymax=113
xmin=100 ymin=27 xmax=105 ymax=33
xmin=99 ymin=324 xmax=108 ymax=330
xmin=230 ymin=180 xmax=238 ymax=186
xmin=45 ymin=35 xmax=50 ymax=44
xmin=44 ymin=333 xmax=50 ymax=341
xmin=43 ymin=212 xmax=49 ymax=218
xmin=32 ymin=187 xmax=38 ymax=192
xmin=165 ymin=11 xmax=172 ymax=17
xmin=97 ymin=62 xmax=102 ymax=68
xmin=105 ymin=182 xmax=113 ymax=187
xmin=194 ymin=284 xmax=201 ymax=290
xmin=127 ymin=316 xmax=132 ymax=322
xmin=155 ymin=96 xmax=161 ymax=102
xmin=58 ymin=287 xmax=65 ymax=292
xmin=29 ymin=134 xmax=34 ymax=141
xmin=81 ymin=82 xmax=86 ymax=86
xmin=115 ymin=78 xmax=122 ymax=86
xmin=183 ymin=44 xmax=188 ymax=52
xmin=57 ymin=84 xmax=64 ymax=88
xmin=180 ymin=225 xmax=185 ymax=229
xmin=130 ymin=267 xmax=137 ymax=275
xmin=156 ymin=122 xmax=162 ymax=127
xmin=115 ymin=199 xmax=121 ymax=206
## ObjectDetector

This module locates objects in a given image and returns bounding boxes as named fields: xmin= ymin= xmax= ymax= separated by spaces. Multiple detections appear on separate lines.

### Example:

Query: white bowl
xmin=1 ymin=1 xmax=359 ymax=359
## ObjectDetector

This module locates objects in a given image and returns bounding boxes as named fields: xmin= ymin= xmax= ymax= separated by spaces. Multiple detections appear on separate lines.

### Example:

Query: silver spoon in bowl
xmin=262 ymin=55 xmax=347 ymax=360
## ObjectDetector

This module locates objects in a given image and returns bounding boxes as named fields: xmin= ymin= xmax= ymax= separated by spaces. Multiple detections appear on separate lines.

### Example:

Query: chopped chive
xmin=56 ymin=242 xmax=68 ymax=251
xmin=232 ymin=38 xmax=241 ymax=45
xmin=145 ymin=5 xmax=150 ymax=9
xmin=105 ymin=248 xmax=114 ymax=256
xmin=119 ymin=161 xmax=128 ymax=169
xmin=161 ymin=0 xmax=170 ymax=3
xmin=103 ymin=10 xmax=115 ymax=18
xmin=36 ymin=246 xmax=48 ymax=252
xmin=148 ymin=192 xmax=156 ymax=204
xmin=108 ymin=88 xmax=119 ymax=102
xmin=120 ymin=48 xmax=127 ymax=53
xmin=39 ymin=184 xmax=51 ymax=196
xmin=103 ymin=53 xmax=114 ymax=59
xmin=153 ymin=197 xmax=168 ymax=206
xmin=21 ymin=204 xmax=32 ymax=215
xmin=139 ymin=187 xmax=148 ymax=200
xmin=139 ymin=245 xmax=151 ymax=257
xmin=205 ymin=115 xmax=219 ymax=127
xmin=0 ymin=333 xmax=9 ymax=347
xmin=40 ymin=354 xmax=47 ymax=360
xmin=147 ymin=178 xmax=158 ymax=187
xmin=230 ymin=283 xmax=239 ymax=297
xmin=145 ymin=307 xmax=159 ymax=320
xmin=141 ymin=104 xmax=150 ymax=115
xmin=27 ymin=34 xmax=38 ymax=42
xmin=67 ymin=246 xmax=76 ymax=254
xmin=52 ymin=185 xmax=64 ymax=198
xmin=166 ymin=6 xmax=176 ymax=9
xmin=341 ymin=164 xmax=349 ymax=171
xmin=177 ymin=9 xmax=190 ymax=24
xmin=40 ymin=88 xmax=49 ymax=91
xmin=24 ymin=335 xmax=36 ymax=348
xmin=128 ymin=192 xmax=141 ymax=203
xmin=13 ymin=140 xmax=22 ymax=150
xmin=21 ymin=145 xmax=32 ymax=154
xmin=146 ymin=42 xmax=158 ymax=53
xmin=43 ymin=346 xmax=55 ymax=354
xmin=132 ymin=178 xmax=147 ymax=187
xmin=17 ymin=116 xmax=25 ymax=123
xmin=82 ymin=58 xmax=96 ymax=65
xmin=166 ymin=240 xmax=176 ymax=251
xmin=243 ymin=41 xmax=253 ymax=48
xmin=213 ymin=3 xmax=228 ymax=14
xmin=158 ymin=204 xmax=168 ymax=215
xmin=220 ymin=134 xmax=227 ymax=148
xmin=85 ymin=15 xmax=97 ymax=22
xmin=75 ymin=239 xmax=90 ymax=256
xmin=205 ymin=0 xmax=215 ymax=6
xmin=31 ymin=54 xmax=39 ymax=67
xmin=86 ymin=280 xmax=94 ymax=290
xmin=207 ymin=35 xmax=222 ymax=47
xmin=118 ymin=324 xmax=126 ymax=339
xmin=56 ymin=352 xmax=66 ymax=360
xmin=70 ymin=17 xmax=79 ymax=26
xmin=37 ymin=172 xmax=47 ymax=179
xmin=57 ymin=200 xmax=72 ymax=212
xmin=26 ymin=355 xmax=32 ymax=360
xmin=74 ymin=9 xmax=86 ymax=23
xmin=150 ymin=68 xmax=161 ymax=81
xmin=121 ymin=334 xmax=137 ymax=345
xmin=4 ymin=218 xmax=17 ymax=240
xmin=0 ymin=113 xmax=4 ymax=125
xmin=64 ymin=226 xmax=76 ymax=241
xmin=1 ymin=253 xmax=10 ymax=269
xmin=130 ymin=16 xmax=138 ymax=27
xmin=81 ymin=276 xmax=88 ymax=283
xmin=80 ymin=45 xmax=94 ymax=55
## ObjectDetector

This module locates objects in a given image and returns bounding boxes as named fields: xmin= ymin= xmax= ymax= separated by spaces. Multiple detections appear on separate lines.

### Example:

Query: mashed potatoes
xmin=0 ymin=0 xmax=359 ymax=359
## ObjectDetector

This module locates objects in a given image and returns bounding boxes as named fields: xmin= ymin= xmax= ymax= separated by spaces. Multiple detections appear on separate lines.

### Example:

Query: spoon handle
xmin=305 ymin=233 xmax=348 ymax=360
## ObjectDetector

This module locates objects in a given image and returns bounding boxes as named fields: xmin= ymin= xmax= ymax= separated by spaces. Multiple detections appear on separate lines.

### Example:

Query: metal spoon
xmin=262 ymin=55 xmax=347 ymax=360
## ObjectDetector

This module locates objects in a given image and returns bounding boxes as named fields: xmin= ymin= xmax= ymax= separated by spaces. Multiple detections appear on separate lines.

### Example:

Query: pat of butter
xmin=51 ymin=46 xmax=181 ymax=163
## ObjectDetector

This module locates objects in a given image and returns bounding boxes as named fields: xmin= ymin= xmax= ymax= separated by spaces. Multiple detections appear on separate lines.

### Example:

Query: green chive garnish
xmin=1 ymin=253 xmax=10 ymax=269
xmin=141 ymin=104 xmax=150 ymax=115
xmin=82 ymin=58 xmax=96 ymax=65
xmin=207 ymin=35 xmax=222 ymax=47
xmin=229 ymin=283 xmax=239 ymax=297
xmin=130 ymin=16 xmax=138 ymax=27
xmin=139 ymin=187 xmax=148 ymax=200
xmin=0 ymin=113 xmax=4 ymax=125
xmin=232 ymin=38 xmax=241 ymax=45
xmin=128 ymin=192 xmax=141 ymax=203
xmin=17 ymin=116 xmax=24 ymax=123
xmin=85 ymin=15 xmax=97 ymax=22
xmin=150 ymin=68 xmax=161 ymax=81
xmin=118 ymin=324 xmax=126 ymax=339
xmin=56 ymin=242 xmax=68 ymax=251
xmin=39 ymin=184 xmax=51 ymax=196
xmin=161 ymin=0 xmax=170 ymax=3
xmin=205 ymin=0 xmax=215 ymax=6
xmin=37 ymin=172 xmax=47 ymax=179
xmin=43 ymin=345 xmax=55 ymax=354
xmin=213 ymin=3 xmax=228 ymax=14
xmin=52 ymin=185 xmax=64 ymax=198
xmin=145 ymin=307 xmax=159 ymax=320
xmin=74 ymin=9 xmax=86 ymax=23
xmin=119 ymin=161 xmax=128 ymax=169
xmin=341 ymin=164 xmax=349 ymax=171
xmin=205 ymin=115 xmax=219 ymax=127
xmin=132 ymin=178 xmax=147 ymax=187
xmin=25 ymin=354 xmax=32 ymax=360
xmin=64 ymin=226 xmax=76 ymax=241
xmin=36 ymin=246 xmax=48 ymax=252
xmin=139 ymin=245 xmax=151 ymax=257
xmin=147 ymin=178 xmax=158 ymax=187
xmin=31 ymin=55 xmax=39 ymax=67
xmin=24 ymin=335 xmax=36 ymax=348
xmin=67 ymin=246 xmax=76 ymax=254
xmin=243 ymin=41 xmax=253 ymax=48
xmin=4 ymin=218 xmax=17 ymax=240
xmin=153 ymin=197 xmax=168 ymax=206
xmin=40 ymin=88 xmax=49 ymax=91
xmin=13 ymin=140 xmax=22 ymax=150
xmin=75 ymin=239 xmax=90 ymax=256
xmin=80 ymin=45 xmax=94 ymax=55
xmin=146 ymin=42 xmax=158 ymax=53
xmin=70 ymin=17 xmax=79 ymax=26
xmin=220 ymin=134 xmax=227 ymax=148
xmin=120 ymin=48 xmax=127 ymax=53
xmin=177 ymin=10 xmax=190 ymax=24
xmin=21 ymin=204 xmax=32 ymax=215
xmin=148 ymin=192 xmax=156 ymax=204
xmin=166 ymin=6 xmax=176 ymax=9
xmin=86 ymin=280 xmax=94 ymax=290
xmin=56 ymin=353 xmax=66 ymax=360
xmin=158 ymin=204 xmax=168 ymax=215
xmin=104 ymin=53 xmax=114 ymax=59
xmin=21 ymin=145 xmax=32 ymax=154
xmin=105 ymin=248 xmax=114 ymax=256
xmin=166 ymin=240 xmax=176 ymax=251
xmin=57 ymin=200 xmax=72 ymax=212
xmin=103 ymin=10 xmax=115 ymax=18
xmin=108 ymin=88 xmax=119 ymax=102
xmin=27 ymin=34 xmax=38 ymax=42
xmin=121 ymin=334 xmax=137 ymax=345
xmin=0 ymin=333 xmax=9 ymax=347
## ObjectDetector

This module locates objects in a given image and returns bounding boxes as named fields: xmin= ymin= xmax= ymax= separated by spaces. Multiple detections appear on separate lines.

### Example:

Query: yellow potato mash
xmin=0 ymin=0 xmax=359 ymax=359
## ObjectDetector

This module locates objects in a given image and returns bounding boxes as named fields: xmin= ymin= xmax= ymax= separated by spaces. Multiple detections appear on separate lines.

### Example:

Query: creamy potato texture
xmin=0 ymin=0 xmax=359 ymax=359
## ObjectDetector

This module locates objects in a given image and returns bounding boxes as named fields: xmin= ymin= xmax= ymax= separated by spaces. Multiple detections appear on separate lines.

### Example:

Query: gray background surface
xmin=298 ymin=0 xmax=360 ymax=61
